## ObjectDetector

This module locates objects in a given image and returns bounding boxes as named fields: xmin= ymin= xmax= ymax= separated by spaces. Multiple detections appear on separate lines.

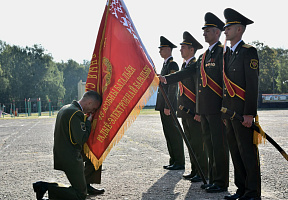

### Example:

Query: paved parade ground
xmin=0 ymin=109 xmax=287 ymax=200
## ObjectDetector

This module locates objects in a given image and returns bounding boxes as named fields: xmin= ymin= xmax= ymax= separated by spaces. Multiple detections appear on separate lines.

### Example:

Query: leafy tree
xmin=253 ymin=41 xmax=278 ymax=94
xmin=58 ymin=59 xmax=89 ymax=104
xmin=25 ymin=45 xmax=65 ymax=104
xmin=0 ymin=42 xmax=65 ymax=110
xmin=0 ymin=63 xmax=9 ymax=94
xmin=0 ymin=41 xmax=91 ymax=111
xmin=275 ymin=48 xmax=288 ymax=93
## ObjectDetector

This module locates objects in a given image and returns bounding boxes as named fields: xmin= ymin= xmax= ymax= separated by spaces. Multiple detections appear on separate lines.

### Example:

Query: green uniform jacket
xmin=223 ymin=41 xmax=259 ymax=116
xmin=196 ymin=42 xmax=223 ymax=115
xmin=165 ymin=58 xmax=197 ymax=118
xmin=155 ymin=57 xmax=179 ymax=112
xmin=53 ymin=100 xmax=91 ymax=172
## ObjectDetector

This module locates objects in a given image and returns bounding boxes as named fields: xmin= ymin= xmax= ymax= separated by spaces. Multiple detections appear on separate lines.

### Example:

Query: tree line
xmin=0 ymin=40 xmax=287 ymax=113
xmin=0 ymin=41 xmax=89 ymax=112
xmin=252 ymin=41 xmax=288 ymax=94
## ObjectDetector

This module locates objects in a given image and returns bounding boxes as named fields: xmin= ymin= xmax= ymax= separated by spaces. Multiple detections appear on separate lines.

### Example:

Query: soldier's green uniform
xmin=155 ymin=36 xmax=185 ymax=168
xmin=47 ymin=100 xmax=100 ymax=200
xmin=196 ymin=12 xmax=229 ymax=192
xmin=165 ymin=32 xmax=208 ymax=178
xmin=223 ymin=8 xmax=261 ymax=199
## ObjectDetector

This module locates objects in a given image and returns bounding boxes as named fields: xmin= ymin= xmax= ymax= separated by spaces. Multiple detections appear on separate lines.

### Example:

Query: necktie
xmin=182 ymin=62 xmax=186 ymax=69
xmin=205 ymin=49 xmax=210 ymax=62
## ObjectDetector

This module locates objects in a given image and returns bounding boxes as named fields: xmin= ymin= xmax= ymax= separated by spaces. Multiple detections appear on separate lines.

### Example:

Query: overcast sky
xmin=1 ymin=0 xmax=287 ymax=72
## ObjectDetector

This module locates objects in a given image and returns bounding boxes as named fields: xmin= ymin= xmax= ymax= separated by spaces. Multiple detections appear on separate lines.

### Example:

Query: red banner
xmin=84 ymin=0 xmax=158 ymax=170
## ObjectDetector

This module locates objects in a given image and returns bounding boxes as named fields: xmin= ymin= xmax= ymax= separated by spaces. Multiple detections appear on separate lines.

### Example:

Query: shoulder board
xmin=169 ymin=60 xmax=174 ymax=63
xmin=218 ymin=44 xmax=224 ymax=48
xmin=242 ymin=44 xmax=253 ymax=48
xmin=189 ymin=59 xmax=196 ymax=65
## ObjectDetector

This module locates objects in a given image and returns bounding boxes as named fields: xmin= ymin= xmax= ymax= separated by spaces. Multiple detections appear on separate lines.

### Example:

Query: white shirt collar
xmin=231 ymin=40 xmax=243 ymax=52
xmin=209 ymin=41 xmax=218 ymax=51
xmin=185 ymin=56 xmax=195 ymax=67
xmin=77 ymin=101 xmax=83 ymax=111
xmin=164 ymin=56 xmax=172 ymax=64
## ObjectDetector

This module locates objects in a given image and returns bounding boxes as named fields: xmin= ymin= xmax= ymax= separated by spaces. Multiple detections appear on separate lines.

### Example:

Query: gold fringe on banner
xmin=253 ymin=115 xmax=266 ymax=146
xmin=84 ymin=75 xmax=159 ymax=170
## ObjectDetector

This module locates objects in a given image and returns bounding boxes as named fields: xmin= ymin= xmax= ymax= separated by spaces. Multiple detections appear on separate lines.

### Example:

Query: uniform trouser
xmin=160 ymin=111 xmax=185 ymax=166
xmin=83 ymin=154 xmax=102 ymax=184
xmin=47 ymin=156 xmax=101 ymax=200
xmin=225 ymin=118 xmax=261 ymax=198
xmin=47 ymin=164 xmax=87 ymax=200
xmin=182 ymin=118 xmax=208 ymax=177
xmin=201 ymin=113 xmax=229 ymax=187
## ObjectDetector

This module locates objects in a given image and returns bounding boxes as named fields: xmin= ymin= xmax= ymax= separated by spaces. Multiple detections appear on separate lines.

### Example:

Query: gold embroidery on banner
xmin=96 ymin=66 xmax=152 ymax=143
xmin=102 ymin=57 xmax=113 ymax=92
xmin=104 ymin=38 xmax=107 ymax=48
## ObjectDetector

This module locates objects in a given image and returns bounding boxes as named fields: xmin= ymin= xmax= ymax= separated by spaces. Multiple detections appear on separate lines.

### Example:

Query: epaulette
xmin=169 ymin=60 xmax=174 ymax=63
xmin=243 ymin=44 xmax=253 ymax=48
xmin=189 ymin=58 xmax=196 ymax=65
xmin=218 ymin=44 xmax=224 ymax=48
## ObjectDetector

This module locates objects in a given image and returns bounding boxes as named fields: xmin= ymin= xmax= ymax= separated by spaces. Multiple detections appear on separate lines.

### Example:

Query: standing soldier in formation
xmin=155 ymin=36 xmax=185 ymax=170
xmin=222 ymin=8 xmax=261 ymax=200
xmin=196 ymin=12 xmax=229 ymax=193
xmin=159 ymin=31 xmax=208 ymax=180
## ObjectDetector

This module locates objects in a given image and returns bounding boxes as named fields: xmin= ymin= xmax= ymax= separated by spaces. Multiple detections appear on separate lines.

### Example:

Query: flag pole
xmin=158 ymin=82 xmax=207 ymax=184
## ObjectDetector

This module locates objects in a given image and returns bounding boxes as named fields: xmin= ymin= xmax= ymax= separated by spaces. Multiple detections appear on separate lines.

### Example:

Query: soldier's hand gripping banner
xmin=84 ymin=0 xmax=158 ymax=170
